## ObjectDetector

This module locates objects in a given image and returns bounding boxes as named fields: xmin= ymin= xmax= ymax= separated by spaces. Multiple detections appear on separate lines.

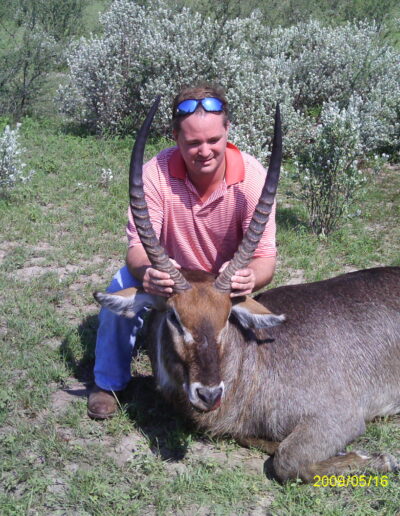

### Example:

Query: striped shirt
xmin=126 ymin=143 xmax=276 ymax=274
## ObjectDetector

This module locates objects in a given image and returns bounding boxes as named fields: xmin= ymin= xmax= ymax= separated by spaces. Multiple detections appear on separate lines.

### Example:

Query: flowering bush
xmin=57 ymin=0 xmax=400 ymax=233
xmin=293 ymin=101 xmax=366 ymax=235
xmin=0 ymin=125 xmax=33 ymax=194
xmin=58 ymin=1 xmax=400 ymax=160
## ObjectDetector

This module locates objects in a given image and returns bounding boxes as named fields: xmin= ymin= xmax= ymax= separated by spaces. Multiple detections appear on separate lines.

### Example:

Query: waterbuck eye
xmin=168 ymin=310 xmax=177 ymax=322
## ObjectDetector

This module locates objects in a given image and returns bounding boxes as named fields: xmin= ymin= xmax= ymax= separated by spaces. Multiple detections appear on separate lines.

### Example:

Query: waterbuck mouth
xmin=184 ymin=381 xmax=224 ymax=412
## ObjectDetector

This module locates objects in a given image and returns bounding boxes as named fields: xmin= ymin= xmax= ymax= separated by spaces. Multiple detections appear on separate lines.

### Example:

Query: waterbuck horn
xmin=214 ymin=104 xmax=282 ymax=292
xmin=129 ymin=96 xmax=191 ymax=292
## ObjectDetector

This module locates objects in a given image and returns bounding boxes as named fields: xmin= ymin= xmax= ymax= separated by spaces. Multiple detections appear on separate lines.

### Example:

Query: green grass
xmin=0 ymin=116 xmax=399 ymax=515
xmin=82 ymin=0 xmax=111 ymax=34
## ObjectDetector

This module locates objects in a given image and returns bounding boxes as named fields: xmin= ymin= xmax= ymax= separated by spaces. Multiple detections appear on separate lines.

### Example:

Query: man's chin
xmin=195 ymin=162 xmax=217 ymax=174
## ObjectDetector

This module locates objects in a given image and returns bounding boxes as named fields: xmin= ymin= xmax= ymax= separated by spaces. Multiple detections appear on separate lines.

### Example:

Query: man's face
xmin=174 ymin=112 xmax=229 ymax=180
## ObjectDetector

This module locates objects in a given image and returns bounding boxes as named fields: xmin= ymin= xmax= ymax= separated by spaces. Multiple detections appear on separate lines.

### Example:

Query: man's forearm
xmin=127 ymin=246 xmax=275 ymax=294
xmin=126 ymin=245 xmax=152 ymax=282
xmin=126 ymin=244 xmax=176 ymax=296
xmin=248 ymin=256 xmax=276 ymax=292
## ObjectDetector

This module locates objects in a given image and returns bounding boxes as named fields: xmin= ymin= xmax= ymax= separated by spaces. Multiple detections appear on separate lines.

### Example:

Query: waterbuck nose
xmin=196 ymin=386 xmax=223 ymax=410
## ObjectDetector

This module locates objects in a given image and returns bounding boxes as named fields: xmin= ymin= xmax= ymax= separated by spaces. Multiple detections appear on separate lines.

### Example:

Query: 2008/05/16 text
xmin=313 ymin=475 xmax=389 ymax=487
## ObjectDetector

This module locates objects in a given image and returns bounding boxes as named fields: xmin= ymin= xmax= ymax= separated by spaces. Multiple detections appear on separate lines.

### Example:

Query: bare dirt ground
xmin=47 ymin=378 xmax=274 ymax=515
xmin=8 ymin=240 xmax=275 ymax=514
xmin=8 ymin=226 xmax=399 ymax=515
xmin=48 ymin=378 xmax=267 ymax=471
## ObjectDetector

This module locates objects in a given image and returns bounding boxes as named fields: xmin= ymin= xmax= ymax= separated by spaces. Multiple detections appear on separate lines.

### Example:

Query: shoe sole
xmin=87 ymin=408 xmax=117 ymax=420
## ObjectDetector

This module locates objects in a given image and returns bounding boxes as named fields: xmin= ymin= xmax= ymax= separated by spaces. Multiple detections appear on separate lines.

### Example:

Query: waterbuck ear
xmin=93 ymin=287 xmax=165 ymax=318
xmin=231 ymin=296 xmax=285 ymax=329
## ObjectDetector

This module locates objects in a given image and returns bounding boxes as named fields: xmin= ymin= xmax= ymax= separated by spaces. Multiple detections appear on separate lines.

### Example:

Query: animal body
xmin=94 ymin=98 xmax=400 ymax=482
xmin=96 ymin=266 xmax=400 ymax=482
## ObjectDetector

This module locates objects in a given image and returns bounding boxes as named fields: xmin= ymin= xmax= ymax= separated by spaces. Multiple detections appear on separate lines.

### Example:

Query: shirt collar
xmin=168 ymin=142 xmax=245 ymax=185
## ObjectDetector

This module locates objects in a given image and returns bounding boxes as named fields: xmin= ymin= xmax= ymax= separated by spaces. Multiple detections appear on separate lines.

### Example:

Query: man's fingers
xmin=148 ymin=269 xmax=171 ymax=280
xmin=230 ymin=268 xmax=255 ymax=296
xmin=151 ymin=286 xmax=173 ymax=297
xmin=231 ymin=269 xmax=253 ymax=284
xmin=231 ymin=275 xmax=251 ymax=285
xmin=147 ymin=268 xmax=174 ymax=286
xmin=152 ymin=277 xmax=174 ymax=287
xmin=232 ymin=268 xmax=252 ymax=277
xmin=218 ymin=261 xmax=229 ymax=273
xmin=170 ymin=258 xmax=181 ymax=269
xmin=142 ymin=267 xmax=175 ymax=296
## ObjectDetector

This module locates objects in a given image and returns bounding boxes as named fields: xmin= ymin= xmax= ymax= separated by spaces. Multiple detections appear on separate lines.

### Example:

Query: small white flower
xmin=99 ymin=167 xmax=114 ymax=188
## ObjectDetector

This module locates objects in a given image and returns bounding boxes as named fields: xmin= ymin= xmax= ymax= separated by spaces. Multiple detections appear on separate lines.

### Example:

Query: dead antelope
xmin=95 ymin=99 xmax=400 ymax=483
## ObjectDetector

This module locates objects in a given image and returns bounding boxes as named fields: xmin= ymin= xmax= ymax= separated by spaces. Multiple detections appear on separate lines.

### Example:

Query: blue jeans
xmin=94 ymin=266 xmax=146 ymax=391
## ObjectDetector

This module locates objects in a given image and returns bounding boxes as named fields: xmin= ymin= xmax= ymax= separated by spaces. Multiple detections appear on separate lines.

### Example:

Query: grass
xmin=0 ymin=116 xmax=399 ymax=515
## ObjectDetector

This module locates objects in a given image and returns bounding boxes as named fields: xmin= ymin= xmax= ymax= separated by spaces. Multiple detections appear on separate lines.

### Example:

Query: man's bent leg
xmin=88 ymin=266 xmax=142 ymax=419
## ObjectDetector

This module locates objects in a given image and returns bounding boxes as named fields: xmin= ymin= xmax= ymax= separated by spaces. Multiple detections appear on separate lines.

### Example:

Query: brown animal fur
xmin=95 ymin=266 xmax=400 ymax=482
xmin=146 ymin=267 xmax=400 ymax=482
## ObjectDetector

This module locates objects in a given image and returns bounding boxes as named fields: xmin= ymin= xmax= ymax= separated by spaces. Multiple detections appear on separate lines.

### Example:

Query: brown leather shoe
xmin=87 ymin=385 xmax=120 ymax=419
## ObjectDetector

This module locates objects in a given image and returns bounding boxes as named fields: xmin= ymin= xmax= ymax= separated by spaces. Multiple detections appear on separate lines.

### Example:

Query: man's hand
xmin=218 ymin=262 xmax=256 ymax=297
xmin=127 ymin=245 xmax=182 ymax=297
xmin=230 ymin=268 xmax=256 ymax=297
xmin=142 ymin=259 xmax=181 ymax=297
xmin=218 ymin=256 xmax=275 ymax=297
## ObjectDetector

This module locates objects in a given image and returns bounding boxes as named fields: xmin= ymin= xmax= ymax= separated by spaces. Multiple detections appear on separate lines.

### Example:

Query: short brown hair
xmin=171 ymin=83 xmax=230 ymax=132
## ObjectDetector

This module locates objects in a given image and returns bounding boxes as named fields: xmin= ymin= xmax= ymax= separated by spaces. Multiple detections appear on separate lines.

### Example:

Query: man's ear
xmin=172 ymin=129 xmax=178 ymax=141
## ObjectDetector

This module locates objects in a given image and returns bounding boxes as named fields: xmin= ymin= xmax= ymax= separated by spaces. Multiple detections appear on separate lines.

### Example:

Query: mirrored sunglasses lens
xmin=201 ymin=98 xmax=223 ymax=112
xmin=176 ymin=99 xmax=199 ymax=114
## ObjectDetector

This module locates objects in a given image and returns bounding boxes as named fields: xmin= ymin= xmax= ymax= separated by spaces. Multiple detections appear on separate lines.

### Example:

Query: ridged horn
xmin=214 ymin=103 xmax=282 ymax=293
xmin=129 ymin=97 xmax=191 ymax=292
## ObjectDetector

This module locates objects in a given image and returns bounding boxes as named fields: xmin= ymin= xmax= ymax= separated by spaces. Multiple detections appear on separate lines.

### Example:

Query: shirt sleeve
xmin=126 ymin=156 xmax=164 ymax=247
xmin=241 ymin=155 xmax=277 ymax=259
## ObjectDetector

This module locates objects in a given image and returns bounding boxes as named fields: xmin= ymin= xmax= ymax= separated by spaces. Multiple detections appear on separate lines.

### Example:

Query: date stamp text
xmin=313 ymin=475 xmax=389 ymax=487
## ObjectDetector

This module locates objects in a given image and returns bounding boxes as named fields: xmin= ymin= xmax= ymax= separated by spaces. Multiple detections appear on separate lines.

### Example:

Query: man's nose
xmin=197 ymin=143 xmax=211 ymax=157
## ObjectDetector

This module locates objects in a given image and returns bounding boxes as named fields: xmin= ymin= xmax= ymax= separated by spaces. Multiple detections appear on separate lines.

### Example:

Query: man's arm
xmin=128 ymin=246 xmax=275 ymax=298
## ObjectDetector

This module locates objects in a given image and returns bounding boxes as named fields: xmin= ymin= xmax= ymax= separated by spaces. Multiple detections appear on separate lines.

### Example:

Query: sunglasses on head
xmin=175 ymin=97 xmax=224 ymax=116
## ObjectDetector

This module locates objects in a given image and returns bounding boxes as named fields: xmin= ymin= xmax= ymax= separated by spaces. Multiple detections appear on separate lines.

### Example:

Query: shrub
xmin=58 ymin=0 xmax=240 ymax=134
xmin=15 ymin=0 xmax=84 ymax=42
xmin=0 ymin=30 xmax=58 ymax=118
xmin=292 ymin=101 xmax=365 ymax=235
xmin=57 ymin=0 xmax=400 ymax=234
xmin=0 ymin=0 xmax=84 ymax=119
xmin=58 ymin=1 xmax=400 ymax=163
xmin=0 ymin=124 xmax=33 ymax=194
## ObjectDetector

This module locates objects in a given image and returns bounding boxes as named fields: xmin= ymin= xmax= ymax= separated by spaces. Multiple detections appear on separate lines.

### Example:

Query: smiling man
xmin=88 ymin=84 xmax=277 ymax=419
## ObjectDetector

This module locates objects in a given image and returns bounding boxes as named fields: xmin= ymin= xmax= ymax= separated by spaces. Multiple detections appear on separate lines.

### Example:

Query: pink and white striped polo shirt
xmin=126 ymin=142 xmax=276 ymax=274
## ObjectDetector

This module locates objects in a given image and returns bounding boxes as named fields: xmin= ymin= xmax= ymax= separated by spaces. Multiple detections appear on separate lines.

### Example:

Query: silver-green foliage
xmin=0 ymin=125 xmax=33 ymax=192
xmin=58 ymin=1 xmax=399 ymax=152
xmin=294 ymin=101 xmax=367 ymax=235
xmin=58 ymin=0 xmax=400 ymax=233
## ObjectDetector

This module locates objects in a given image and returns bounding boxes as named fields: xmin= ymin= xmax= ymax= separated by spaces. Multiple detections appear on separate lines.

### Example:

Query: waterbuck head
xmin=94 ymin=97 xmax=284 ymax=412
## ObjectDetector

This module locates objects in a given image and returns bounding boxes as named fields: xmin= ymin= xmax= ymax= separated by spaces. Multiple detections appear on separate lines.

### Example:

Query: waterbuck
xmin=94 ymin=99 xmax=400 ymax=483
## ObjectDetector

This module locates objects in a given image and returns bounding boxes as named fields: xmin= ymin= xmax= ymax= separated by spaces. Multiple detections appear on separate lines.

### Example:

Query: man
xmin=88 ymin=84 xmax=277 ymax=419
